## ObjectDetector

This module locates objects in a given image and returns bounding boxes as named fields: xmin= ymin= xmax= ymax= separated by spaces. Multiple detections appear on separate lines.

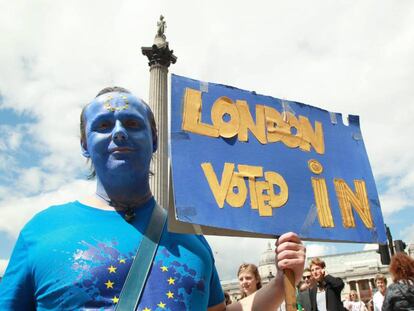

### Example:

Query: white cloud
xmin=305 ymin=243 xmax=337 ymax=259
xmin=206 ymin=236 xmax=271 ymax=281
xmin=0 ymin=179 xmax=94 ymax=239
xmin=401 ymin=224 xmax=414 ymax=244
xmin=17 ymin=167 xmax=43 ymax=194
xmin=379 ymin=191 xmax=411 ymax=216
xmin=0 ymin=125 xmax=25 ymax=151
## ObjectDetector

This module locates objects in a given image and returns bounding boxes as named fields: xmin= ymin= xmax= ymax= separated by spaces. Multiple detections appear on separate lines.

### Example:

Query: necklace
xmin=95 ymin=192 xmax=153 ymax=222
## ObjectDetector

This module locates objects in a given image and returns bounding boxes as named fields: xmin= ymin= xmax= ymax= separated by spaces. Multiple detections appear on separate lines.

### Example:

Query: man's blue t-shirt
xmin=0 ymin=198 xmax=224 ymax=310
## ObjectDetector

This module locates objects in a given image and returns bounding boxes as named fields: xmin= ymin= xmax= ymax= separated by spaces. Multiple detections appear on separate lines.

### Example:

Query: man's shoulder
xmin=33 ymin=201 xmax=79 ymax=217
xmin=164 ymin=230 xmax=209 ymax=246
xmin=163 ymin=231 xmax=215 ymax=257
xmin=21 ymin=201 xmax=80 ymax=231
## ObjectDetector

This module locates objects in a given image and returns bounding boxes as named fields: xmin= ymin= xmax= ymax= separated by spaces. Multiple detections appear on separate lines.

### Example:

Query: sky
xmin=1 ymin=0 xmax=414 ymax=281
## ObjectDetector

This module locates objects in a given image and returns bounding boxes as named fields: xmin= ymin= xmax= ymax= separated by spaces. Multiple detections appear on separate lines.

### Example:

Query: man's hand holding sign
xmin=170 ymin=75 xmax=387 ymax=310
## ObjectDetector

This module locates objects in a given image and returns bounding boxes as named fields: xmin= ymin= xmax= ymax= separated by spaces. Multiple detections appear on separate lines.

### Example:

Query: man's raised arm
xmin=208 ymin=232 xmax=306 ymax=311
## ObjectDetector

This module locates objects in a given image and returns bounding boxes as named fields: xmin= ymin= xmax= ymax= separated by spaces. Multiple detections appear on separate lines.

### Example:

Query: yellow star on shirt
xmin=161 ymin=265 xmax=168 ymax=272
xmin=167 ymin=277 xmax=175 ymax=285
xmin=105 ymin=280 xmax=114 ymax=289
xmin=119 ymin=259 xmax=126 ymax=264
xmin=111 ymin=296 xmax=119 ymax=304
xmin=108 ymin=265 xmax=117 ymax=273
xmin=143 ymin=308 xmax=151 ymax=311
xmin=166 ymin=291 xmax=174 ymax=299
xmin=157 ymin=301 xmax=166 ymax=308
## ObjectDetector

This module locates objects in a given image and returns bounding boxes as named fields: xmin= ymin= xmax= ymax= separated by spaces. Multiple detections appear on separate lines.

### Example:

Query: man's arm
xmin=324 ymin=274 xmax=344 ymax=293
xmin=0 ymin=233 xmax=35 ymax=310
xmin=208 ymin=232 xmax=306 ymax=311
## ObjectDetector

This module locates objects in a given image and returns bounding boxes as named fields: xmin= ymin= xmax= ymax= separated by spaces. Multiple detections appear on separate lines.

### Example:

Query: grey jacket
xmin=382 ymin=280 xmax=414 ymax=311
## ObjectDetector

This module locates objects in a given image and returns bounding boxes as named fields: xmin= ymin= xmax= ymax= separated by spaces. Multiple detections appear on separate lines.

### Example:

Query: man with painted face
xmin=0 ymin=87 xmax=306 ymax=310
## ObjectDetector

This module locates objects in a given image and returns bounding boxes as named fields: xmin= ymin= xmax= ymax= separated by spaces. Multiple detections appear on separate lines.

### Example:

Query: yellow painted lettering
xmin=211 ymin=96 xmax=239 ymax=138
xmin=311 ymin=177 xmax=335 ymax=227
xmin=236 ymin=100 xmax=267 ymax=144
xmin=281 ymin=112 xmax=302 ymax=148
xmin=238 ymin=164 xmax=263 ymax=210
xmin=182 ymin=88 xmax=218 ymax=137
xmin=201 ymin=162 xmax=234 ymax=208
xmin=334 ymin=179 xmax=373 ymax=228
xmin=182 ymin=91 xmax=326 ymax=155
xmin=299 ymin=116 xmax=325 ymax=155
xmin=265 ymin=171 xmax=288 ymax=208
xmin=264 ymin=106 xmax=289 ymax=143
xmin=226 ymin=172 xmax=247 ymax=207
xmin=255 ymin=181 xmax=273 ymax=216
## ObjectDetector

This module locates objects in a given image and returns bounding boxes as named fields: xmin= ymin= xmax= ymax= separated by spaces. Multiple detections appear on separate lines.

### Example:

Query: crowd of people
xmin=296 ymin=253 xmax=414 ymax=311
xmin=227 ymin=252 xmax=413 ymax=311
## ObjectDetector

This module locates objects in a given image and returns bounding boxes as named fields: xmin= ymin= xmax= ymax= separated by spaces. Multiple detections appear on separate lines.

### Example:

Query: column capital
xmin=141 ymin=42 xmax=177 ymax=68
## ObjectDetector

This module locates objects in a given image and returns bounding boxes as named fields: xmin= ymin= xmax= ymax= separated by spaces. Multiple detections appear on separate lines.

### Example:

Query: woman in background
xmin=237 ymin=263 xmax=262 ymax=298
xmin=344 ymin=290 xmax=367 ymax=311
xmin=382 ymin=252 xmax=414 ymax=311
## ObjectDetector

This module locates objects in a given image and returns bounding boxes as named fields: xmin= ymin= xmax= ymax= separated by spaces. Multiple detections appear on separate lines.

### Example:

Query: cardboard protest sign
xmin=169 ymin=74 xmax=386 ymax=243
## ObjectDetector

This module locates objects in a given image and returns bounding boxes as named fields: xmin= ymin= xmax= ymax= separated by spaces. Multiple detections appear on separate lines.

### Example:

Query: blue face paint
xmin=82 ymin=92 xmax=155 ymax=206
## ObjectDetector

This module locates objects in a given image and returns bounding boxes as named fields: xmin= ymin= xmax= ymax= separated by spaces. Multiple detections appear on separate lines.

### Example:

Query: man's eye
xmin=124 ymin=120 xmax=140 ymax=128
xmin=98 ymin=121 xmax=111 ymax=130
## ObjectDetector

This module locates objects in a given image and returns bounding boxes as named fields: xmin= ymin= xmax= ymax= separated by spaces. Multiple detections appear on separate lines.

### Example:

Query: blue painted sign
xmin=170 ymin=74 xmax=386 ymax=243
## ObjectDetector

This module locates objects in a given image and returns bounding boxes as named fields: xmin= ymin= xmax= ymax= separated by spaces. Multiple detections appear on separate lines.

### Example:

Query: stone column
xmin=142 ymin=16 xmax=177 ymax=209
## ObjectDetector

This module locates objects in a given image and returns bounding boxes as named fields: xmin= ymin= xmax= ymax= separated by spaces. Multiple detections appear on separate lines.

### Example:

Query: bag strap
xmin=115 ymin=202 xmax=167 ymax=311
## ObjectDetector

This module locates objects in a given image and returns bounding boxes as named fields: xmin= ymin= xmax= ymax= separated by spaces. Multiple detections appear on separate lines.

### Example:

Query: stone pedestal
xmin=142 ymin=30 xmax=176 ymax=209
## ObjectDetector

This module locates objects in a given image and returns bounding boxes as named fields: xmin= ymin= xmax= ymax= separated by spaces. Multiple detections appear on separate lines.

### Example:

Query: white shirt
xmin=344 ymin=300 xmax=367 ymax=311
xmin=373 ymin=291 xmax=384 ymax=311
xmin=316 ymin=290 xmax=327 ymax=311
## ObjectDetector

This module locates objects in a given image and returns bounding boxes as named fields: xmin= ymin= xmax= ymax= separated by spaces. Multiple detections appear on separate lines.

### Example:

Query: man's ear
xmin=152 ymin=134 xmax=158 ymax=153
xmin=81 ymin=140 xmax=90 ymax=158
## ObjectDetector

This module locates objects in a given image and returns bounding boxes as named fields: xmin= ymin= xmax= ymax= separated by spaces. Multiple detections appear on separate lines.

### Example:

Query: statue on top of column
xmin=157 ymin=15 xmax=166 ymax=39
xmin=143 ymin=15 xmax=177 ymax=67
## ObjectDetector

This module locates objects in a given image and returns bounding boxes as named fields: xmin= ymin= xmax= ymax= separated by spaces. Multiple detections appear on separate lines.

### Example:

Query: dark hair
xmin=237 ymin=263 xmax=262 ymax=298
xmin=389 ymin=253 xmax=414 ymax=283
xmin=224 ymin=291 xmax=231 ymax=305
xmin=80 ymin=86 xmax=158 ymax=178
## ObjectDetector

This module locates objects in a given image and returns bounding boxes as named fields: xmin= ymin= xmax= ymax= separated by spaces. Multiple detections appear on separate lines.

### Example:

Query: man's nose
xmin=112 ymin=121 xmax=128 ymax=141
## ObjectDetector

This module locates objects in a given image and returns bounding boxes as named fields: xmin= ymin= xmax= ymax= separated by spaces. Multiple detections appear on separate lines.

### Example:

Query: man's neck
xmin=79 ymin=193 xmax=153 ymax=211
xmin=95 ymin=174 xmax=152 ymax=208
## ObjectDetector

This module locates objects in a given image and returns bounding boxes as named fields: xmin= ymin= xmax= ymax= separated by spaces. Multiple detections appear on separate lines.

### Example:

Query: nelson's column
xmin=142 ymin=15 xmax=177 ymax=210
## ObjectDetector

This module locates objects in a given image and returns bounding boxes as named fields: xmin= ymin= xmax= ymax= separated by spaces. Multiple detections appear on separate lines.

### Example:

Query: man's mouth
xmin=110 ymin=147 xmax=134 ymax=153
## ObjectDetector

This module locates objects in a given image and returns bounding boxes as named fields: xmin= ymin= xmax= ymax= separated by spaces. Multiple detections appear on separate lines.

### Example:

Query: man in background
xmin=310 ymin=257 xmax=344 ymax=311
xmin=298 ymin=268 xmax=314 ymax=311
xmin=373 ymin=273 xmax=387 ymax=311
